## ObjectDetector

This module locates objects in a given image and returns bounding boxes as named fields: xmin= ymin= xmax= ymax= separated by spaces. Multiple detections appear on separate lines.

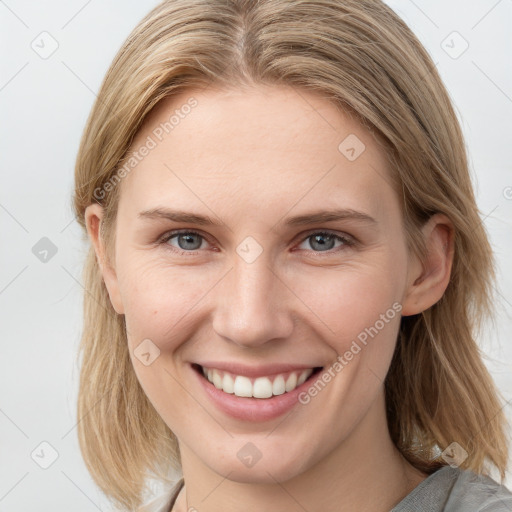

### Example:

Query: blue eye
xmin=297 ymin=231 xmax=353 ymax=252
xmin=159 ymin=229 xmax=355 ymax=255
xmin=162 ymin=231 xmax=207 ymax=252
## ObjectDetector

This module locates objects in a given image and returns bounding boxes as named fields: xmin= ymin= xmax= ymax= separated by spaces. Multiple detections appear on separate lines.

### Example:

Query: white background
xmin=1 ymin=1 xmax=511 ymax=510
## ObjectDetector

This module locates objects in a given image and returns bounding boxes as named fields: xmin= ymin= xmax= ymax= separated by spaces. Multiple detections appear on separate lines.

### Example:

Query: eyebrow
xmin=138 ymin=207 xmax=378 ymax=228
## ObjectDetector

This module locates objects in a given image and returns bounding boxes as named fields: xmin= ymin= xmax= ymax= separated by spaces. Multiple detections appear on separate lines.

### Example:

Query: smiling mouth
xmin=192 ymin=363 xmax=323 ymax=399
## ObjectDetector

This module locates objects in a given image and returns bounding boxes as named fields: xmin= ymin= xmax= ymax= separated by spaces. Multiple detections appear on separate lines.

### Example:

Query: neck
xmin=173 ymin=389 xmax=427 ymax=512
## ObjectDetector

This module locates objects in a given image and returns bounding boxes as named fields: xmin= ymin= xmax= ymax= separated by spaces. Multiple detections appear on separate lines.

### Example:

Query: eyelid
xmin=295 ymin=228 xmax=356 ymax=246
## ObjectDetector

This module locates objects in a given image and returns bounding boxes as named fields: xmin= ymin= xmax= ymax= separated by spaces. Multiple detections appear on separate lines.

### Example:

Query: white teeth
xmin=272 ymin=375 xmax=286 ymax=396
xmin=253 ymin=377 xmax=273 ymax=399
xmin=234 ymin=376 xmax=253 ymax=397
xmin=285 ymin=372 xmax=297 ymax=392
xmin=297 ymin=370 xmax=310 ymax=386
xmin=212 ymin=371 xmax=223 ymax=389
xmin=201 ymin=366 xmax=316 ymax=398
xmin=222 ymin=373 xmax=235 ymax=394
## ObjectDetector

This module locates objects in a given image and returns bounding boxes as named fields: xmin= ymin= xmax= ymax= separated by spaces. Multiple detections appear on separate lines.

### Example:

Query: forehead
xmin=119 ymin=85 xmax=396 ymax=223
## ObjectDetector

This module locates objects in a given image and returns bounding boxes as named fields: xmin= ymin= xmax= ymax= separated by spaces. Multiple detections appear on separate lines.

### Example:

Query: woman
xmin=72 ymin=1 xmax=512 ymax=511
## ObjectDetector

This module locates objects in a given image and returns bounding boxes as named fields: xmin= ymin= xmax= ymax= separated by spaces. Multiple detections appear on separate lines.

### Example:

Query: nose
xmin=212 ymin=253 xmax=294 ymax=349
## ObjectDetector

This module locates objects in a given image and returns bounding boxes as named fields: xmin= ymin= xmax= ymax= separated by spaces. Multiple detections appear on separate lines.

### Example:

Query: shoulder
xmin=392 ymin=466 xmax=512 ymax=512
xmin=137 ymin=477 xmax=185 ymax=512
xmin=142 ymin=469 xmax=512 ymax=512
xmin=446 ymin=467 xmax=512 ymax=511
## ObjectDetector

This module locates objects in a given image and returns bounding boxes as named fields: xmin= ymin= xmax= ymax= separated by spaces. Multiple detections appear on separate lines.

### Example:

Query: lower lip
xmin=191 ymin=364 xmax=322 ymax=422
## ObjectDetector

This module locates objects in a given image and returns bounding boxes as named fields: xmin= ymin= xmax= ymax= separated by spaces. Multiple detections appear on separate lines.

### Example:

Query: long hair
xmin=72 ymin=0 xmax=510 ymax=509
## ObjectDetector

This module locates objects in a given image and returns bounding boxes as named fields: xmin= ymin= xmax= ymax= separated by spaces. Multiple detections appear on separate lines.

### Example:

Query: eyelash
xmin=157 ymin=229 xmax=356 ymax=256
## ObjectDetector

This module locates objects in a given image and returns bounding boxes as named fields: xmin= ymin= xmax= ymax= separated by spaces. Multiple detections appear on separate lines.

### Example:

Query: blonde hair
xmin=72 ymin=0 xmax=510 ymax=509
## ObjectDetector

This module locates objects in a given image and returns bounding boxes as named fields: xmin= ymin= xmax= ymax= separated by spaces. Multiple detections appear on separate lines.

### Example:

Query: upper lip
xmin=193 ymin=361 xmax=322 ymax=378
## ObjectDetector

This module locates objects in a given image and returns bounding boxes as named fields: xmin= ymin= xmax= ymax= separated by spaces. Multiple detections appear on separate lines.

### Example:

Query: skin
xmin=85 ymin=84 xmax=454 ymax=512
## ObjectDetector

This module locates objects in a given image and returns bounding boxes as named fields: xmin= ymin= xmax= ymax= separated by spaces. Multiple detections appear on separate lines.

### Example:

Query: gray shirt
xmin=391 ymin=465 xmax=512 ymax=511
xmin=156 ymin=466 xmax=512 ymax=511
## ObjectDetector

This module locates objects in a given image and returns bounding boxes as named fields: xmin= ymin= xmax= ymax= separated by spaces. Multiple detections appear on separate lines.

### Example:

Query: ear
xmin=401 ymin=213 xmax=454 ymax=317
xmin=84 ymin=203 xmax=125 ymax=315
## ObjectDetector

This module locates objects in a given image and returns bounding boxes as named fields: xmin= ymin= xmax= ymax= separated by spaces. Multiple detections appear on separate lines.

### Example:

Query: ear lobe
xmin=84 ymin=203 xmax=125 ymax=315
xmin=401 ymin=213 xmax=454 ymax=317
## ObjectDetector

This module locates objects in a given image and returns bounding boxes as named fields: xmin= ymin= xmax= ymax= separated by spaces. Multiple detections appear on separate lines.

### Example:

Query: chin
xmin=204 ymin=445 xmax=314 ymax=484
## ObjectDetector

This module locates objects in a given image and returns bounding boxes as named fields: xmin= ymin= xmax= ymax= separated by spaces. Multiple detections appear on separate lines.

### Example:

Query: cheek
xmin=292 ymin=260 xmax=404 ymax=337
xmin=288 ymin=257 xmax=406 ymax=390
xmin=117 ymin=259 xmax=219 ymax=346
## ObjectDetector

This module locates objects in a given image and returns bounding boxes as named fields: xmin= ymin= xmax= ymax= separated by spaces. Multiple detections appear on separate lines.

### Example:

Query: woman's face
xmin=89 ymin=84 xmax=430 ymax=483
